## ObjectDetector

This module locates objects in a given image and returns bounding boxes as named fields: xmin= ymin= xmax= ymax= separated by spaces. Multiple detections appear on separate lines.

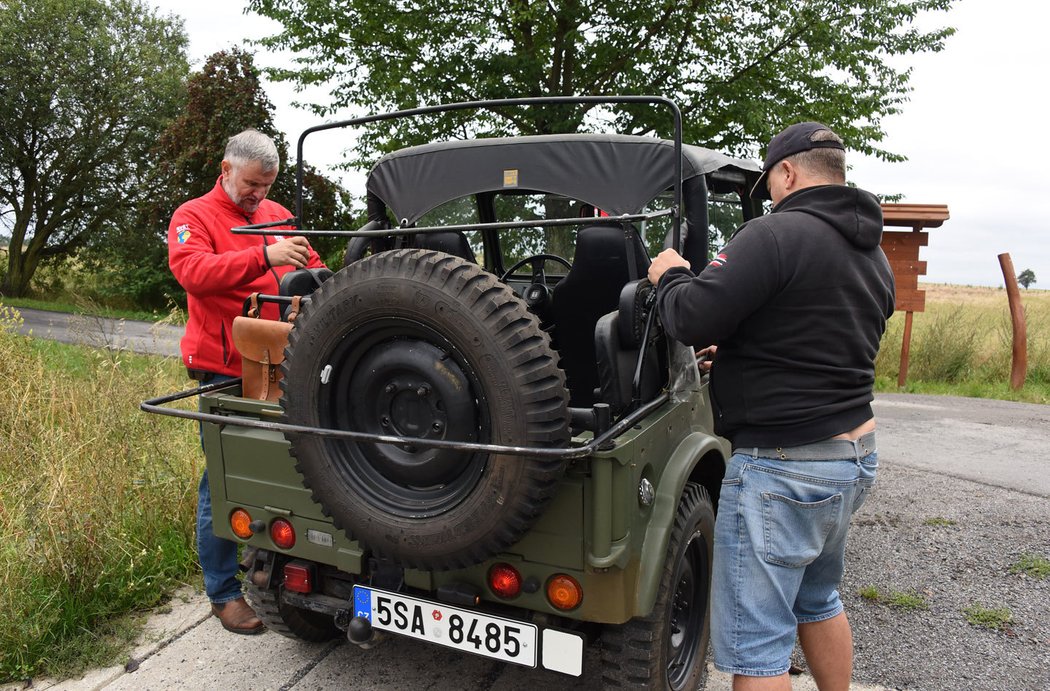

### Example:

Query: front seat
xmin=548 ymin=224 xmax=649 ymax=407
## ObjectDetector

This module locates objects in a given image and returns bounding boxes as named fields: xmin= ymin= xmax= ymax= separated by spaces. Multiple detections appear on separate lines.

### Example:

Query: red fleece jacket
xmin=168 ymin=177 xmax=324 ymax=377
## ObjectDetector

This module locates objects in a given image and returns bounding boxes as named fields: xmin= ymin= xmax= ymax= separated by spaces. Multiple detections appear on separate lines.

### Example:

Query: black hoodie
xmin=657 ymin=184 xmax=895 ymax=447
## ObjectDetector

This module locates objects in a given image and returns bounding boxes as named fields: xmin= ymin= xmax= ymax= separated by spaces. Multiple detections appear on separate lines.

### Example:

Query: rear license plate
xmin=353 ymin=585 xmax=537 ymax=667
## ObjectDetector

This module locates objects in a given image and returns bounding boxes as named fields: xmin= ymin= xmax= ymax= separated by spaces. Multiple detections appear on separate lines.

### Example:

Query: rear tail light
xmin=283 ymin=561 xmax=314 ymax=593
xmin=488 ymin=563 xmax=522 ymax=599
xmin=270 ymin=518 xmax=296 ymax=549
xmin=230 ymin=508 xmax=253 ymax=539
xmin=546 ymin=574 xmax=582 ymax=611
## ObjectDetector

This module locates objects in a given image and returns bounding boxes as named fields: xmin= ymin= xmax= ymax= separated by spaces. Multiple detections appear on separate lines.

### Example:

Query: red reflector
xmin=270 ymin=518 xmax=295 ymax=549
xmin=488 ymin=563 xmax=522 ymax=599
xmin=283 ymin=562 xmax=312 ymax=593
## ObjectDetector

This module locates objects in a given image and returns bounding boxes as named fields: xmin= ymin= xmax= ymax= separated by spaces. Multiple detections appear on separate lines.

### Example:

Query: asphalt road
xmin=14 ymin=307 xmax=182 ymax=358
xmin=10 ymin=313 xmax=1050 ymax=690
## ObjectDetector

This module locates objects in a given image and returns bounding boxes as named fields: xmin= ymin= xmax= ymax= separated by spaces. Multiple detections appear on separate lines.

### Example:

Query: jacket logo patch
xmin=708 ymin=252 xmax=728 ymax=268
xmin=176 ymin=224 xmax=191 ymax=244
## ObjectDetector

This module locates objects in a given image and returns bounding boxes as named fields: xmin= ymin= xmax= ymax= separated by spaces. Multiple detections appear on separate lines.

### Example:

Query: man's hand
xmin=696 ymin=345 xmax=717 ymax=374
xmin=266 ymin=236 xmax=311 ymax=269
xmin=648 ymin=248 xmax=691 ymax=285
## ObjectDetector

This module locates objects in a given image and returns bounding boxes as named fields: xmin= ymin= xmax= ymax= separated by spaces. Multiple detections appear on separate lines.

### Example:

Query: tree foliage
xmin=0 ymin=0 xmax=189 ymax=297
xmin=97 ymin=47 xmax=293 ymax=308
xmin=92 ymin=48 xmax=354 ymax=308
xmin=1017 ymin=269 xmax=1036 ymax=290
xmin=246 ymin=0 xmax=956 ymax=164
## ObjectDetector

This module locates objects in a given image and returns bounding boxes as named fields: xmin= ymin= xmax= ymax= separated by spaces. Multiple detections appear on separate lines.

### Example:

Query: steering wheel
xmin=499 ymin=253 xmax=572 ymax=282
xmin=498 ymin=254 xmax=572 ymax=312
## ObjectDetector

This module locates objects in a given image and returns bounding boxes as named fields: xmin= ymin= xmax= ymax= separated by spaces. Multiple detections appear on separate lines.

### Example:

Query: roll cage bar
xmin=143 ymin=96 xmax=715 ymax=459
xmin=230 ymin=95 xmax=686 ymax=249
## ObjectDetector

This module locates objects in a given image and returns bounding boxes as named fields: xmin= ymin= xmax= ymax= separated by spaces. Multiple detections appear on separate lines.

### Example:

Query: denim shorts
xmin=711 ymin=446 xmax=877 ymax=677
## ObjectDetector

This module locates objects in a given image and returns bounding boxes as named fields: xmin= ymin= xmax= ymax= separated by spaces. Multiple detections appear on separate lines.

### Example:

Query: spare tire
xmin=281 ymin=249 xmax=571 ymax=570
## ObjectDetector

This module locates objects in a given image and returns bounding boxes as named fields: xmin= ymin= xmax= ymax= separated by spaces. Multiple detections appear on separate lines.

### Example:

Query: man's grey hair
xmin=788 ymin=128 xmax=846 ymax=184
xmin=224 ymin=129 xmax=280 ymax=171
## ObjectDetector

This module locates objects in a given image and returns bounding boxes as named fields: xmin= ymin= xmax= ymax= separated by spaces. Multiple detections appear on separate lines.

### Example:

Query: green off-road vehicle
xmin=144 ymin=97 xmax=762 ymax=689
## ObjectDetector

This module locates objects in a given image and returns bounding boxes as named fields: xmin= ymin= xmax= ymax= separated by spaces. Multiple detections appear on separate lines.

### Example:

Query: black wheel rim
xmin=318 ymin=317 xmax=490 ymax=518
xmin=666 ymin=527 xmax=710 ymax=689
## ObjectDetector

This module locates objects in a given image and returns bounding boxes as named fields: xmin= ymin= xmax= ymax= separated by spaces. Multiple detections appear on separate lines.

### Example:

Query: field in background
xmin=875 ymin=283 xmax=1050 ymax=403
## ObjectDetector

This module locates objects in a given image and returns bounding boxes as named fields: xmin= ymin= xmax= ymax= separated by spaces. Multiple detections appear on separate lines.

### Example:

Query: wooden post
xmin=898 ymin=311 xmax=914 ymax=388
xmin=880 ymin=204 xmax=949 ymax=386
xmin=997 ymin=252 xmax=1027 ymax=390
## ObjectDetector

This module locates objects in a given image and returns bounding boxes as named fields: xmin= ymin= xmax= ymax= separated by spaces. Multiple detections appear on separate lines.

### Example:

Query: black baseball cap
xmin=751 ymin=122 xmax=844 ymax=200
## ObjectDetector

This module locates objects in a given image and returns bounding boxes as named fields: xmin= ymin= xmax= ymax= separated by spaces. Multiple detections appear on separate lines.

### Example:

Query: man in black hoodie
xmin=649 ymin=122 xmax=894 ymax=690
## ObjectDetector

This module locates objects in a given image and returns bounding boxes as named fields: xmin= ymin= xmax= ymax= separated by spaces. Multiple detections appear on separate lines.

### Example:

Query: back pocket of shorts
xmin=762 ymin=492 xmax=842 ymax=568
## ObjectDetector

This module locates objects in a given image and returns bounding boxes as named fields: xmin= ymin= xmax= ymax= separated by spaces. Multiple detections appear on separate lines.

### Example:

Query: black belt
xmin=734 ymin=431 xmax=876 ymax=461
xmin=187 ymin=368 xmax=215 ymax=383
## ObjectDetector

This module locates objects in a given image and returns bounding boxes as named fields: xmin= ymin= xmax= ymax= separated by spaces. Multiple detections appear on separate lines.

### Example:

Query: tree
xmin=0 ymin=0 xmax=189 ymax=297
xmin=93 ymin=48 xmax=354 ymax=308
xmin=1017 ymin=269 xmax=1036 ymax=290
xmin=246 ymin=0 xmax=956 ymax=164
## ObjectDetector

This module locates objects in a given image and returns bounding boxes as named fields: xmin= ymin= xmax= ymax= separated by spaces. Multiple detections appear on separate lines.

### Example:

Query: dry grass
xmin=876 ymin=283 xmax=1050 ymax=402
xmin=0 ymin=304 xmax=200 ymax=682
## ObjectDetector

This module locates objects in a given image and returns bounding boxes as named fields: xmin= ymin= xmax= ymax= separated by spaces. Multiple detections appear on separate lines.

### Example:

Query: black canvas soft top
xmin=366 ymin=134 xmax=760 ymax=224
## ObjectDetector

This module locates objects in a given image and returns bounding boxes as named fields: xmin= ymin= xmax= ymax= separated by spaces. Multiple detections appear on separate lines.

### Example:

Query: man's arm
xmin=169 ymin=209 xmax=324 ymax=295
xmin=168 ymin=209 xmax=269 ymax=296
xmin=652 ymin=223 xmax=782 ymax=348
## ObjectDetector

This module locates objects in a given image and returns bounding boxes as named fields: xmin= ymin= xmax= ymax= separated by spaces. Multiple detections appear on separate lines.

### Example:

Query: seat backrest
xmin=413 ymin=231 xmax=477 ymax=263
xmin=594 ymin=280 xmax=663 ymax=416
xmin=278 ymin=267 xmax=333 ymax=321
xmin=550 ymin=224 xmax=649 ymax=407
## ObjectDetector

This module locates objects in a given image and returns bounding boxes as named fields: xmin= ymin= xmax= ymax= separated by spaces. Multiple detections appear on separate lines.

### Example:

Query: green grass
xmin=856 ymin=585 xmax=929 ymax=611
xmin=1009 ymin=554 xmax=1050 ymax=579
xmin=0 ymin=307 xmax=200 ymax=683
xmin=0 ymin=296 xmax=185 ymax=325
xmin=963 ymin=604 xmax=1013 ymax=631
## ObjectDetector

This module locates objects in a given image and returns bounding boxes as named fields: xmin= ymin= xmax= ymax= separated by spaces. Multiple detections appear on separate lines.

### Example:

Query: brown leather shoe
xmin=211 ymin=597 xmax=265 ymax=635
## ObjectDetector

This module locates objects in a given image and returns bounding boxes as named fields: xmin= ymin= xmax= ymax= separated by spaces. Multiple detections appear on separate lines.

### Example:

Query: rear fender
xmin=632 ymin=431 xmax=724 ymax=616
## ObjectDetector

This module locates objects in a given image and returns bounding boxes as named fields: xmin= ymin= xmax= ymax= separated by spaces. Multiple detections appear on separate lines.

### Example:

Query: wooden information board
xmin=879 ymin=203 xmax=950 ymax=386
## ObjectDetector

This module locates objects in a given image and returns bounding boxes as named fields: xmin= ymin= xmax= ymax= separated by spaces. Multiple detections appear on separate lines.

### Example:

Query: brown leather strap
xmin=287 ymin=295 xmax=302 ymax=323
xmin=247 ymin=293 xmax=261 ymax=319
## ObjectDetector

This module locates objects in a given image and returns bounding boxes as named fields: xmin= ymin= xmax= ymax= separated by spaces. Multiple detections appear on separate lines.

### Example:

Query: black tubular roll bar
xmin=140 ymin=380 xmax=672 ymax=461
xmin=173 ymin=97 xmax=691 ymax=456
xmin=230 ymin=96 xmax=685 ymax=250
xmin=232 ymin=209 xmax=673 ymax=239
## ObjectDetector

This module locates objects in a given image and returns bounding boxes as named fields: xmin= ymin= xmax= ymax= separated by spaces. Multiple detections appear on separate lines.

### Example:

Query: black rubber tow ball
xmin=346 ymin=616 xmax=375 ymax=647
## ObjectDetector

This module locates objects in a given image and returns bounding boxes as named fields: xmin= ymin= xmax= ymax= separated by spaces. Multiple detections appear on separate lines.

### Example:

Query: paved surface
xmin=14 ymin=307 xmax=182 ymax=358
xmin=16 ymin=586 xmax=881 ymax=691
xmin=6 ymin=307 xmax=1049 ymax=691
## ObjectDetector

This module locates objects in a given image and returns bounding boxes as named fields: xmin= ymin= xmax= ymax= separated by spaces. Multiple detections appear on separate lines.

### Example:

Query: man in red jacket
xmin=168 ymin=128 xmax=325 ymax=634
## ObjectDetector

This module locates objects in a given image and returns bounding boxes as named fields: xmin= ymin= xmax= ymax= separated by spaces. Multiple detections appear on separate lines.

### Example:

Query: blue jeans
xmin=711 ymin=446 xmax=877 ymax=676
xmin=196 ymin=375 xmax=242 ymax=604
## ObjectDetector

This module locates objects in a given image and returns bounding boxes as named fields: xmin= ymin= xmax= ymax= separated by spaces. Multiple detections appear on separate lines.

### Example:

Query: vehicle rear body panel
xmin=201 ymin=386 xmax=724 ymax=624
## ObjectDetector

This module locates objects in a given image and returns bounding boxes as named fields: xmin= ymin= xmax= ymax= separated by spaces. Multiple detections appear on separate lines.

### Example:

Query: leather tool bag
xmin=232 ymin=294 xmax=301 ymax=402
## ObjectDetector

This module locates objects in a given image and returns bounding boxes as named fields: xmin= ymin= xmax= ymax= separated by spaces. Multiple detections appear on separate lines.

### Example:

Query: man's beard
xmin=222 ymin=180 xmax=260 ymax=214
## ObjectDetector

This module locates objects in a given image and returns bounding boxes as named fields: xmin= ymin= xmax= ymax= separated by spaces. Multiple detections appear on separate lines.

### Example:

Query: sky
xmin=151 ymin=0 xmax=1048 ymax=289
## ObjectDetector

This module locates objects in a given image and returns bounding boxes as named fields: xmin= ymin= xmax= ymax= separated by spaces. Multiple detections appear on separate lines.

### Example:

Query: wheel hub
xmin=350 ymin=340 xmax=479 ymax=487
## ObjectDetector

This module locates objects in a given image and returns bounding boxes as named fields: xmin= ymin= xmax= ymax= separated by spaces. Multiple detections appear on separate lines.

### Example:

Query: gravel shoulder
xmin=841 ymin=459 xmax=1050 ymax=690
